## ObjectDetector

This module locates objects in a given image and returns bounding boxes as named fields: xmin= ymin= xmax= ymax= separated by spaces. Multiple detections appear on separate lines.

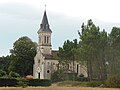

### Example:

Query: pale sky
xmin=0 ymin=0 xmax=120 ymax=56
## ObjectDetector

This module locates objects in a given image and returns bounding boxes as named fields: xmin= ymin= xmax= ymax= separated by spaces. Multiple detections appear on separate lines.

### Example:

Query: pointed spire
xmin=41 ymin=10 xmax=49 ymax=25
xmin=38 ymin=9 xmax=52 ymax=33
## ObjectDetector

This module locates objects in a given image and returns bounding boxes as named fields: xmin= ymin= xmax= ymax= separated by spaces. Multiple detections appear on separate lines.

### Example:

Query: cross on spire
xmin=45 ymin=4 xmax=46 ymax=11
xmin=37 ymin=6 xmax=52 ymax=33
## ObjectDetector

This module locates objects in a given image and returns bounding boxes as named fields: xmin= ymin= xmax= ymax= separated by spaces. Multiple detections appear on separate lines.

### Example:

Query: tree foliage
xmin=58 ymin=39 xmax=78 ymax=63
xmin=108 ymin=27 xmax=120 ymax=75
xmin=9 ymin=71 xmax=20 ymax=78
xmin=78 ymin=20 xmax=120 ymax=80
xmin=0 ymin=70 xmax=7 ymax=77
xmin=58 ymin=39 xmax=78 ymax=80
xmin=8 ymin=36 xmax=36 ymax=76
xmin=0 ymin=56 xmax=11 ymax=72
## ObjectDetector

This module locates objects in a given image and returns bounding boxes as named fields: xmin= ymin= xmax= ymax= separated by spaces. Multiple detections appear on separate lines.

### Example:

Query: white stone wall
xmin=40 ymin=46 xmax=52 ymax=55
xmin=33 ymin=47 xmax=87 ymax=79
xmin=33 ymin=49 xmax=45 ymax=79
xmin=38 ymin=32 xmax=51 ymax=46
xmin=43 ymin=60 xmax=59 ymax=79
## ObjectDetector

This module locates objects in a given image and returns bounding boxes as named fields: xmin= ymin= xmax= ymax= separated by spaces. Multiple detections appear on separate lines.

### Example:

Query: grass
xmin=0 ymin=81 xmax=119 ymax=90
xmin=0 ymin=86 xmax=119 ymax=90
xmin=57 ymin=81 xmax=87 ymax=87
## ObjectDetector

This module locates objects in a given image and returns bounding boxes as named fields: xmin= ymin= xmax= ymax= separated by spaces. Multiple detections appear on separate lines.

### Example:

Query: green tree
xmin=78 ymin=19 xmax=108 ymax=80
xmin=58 ymin=39 xmax=78 ymax=80
xmin=9 ymin=71 xmax=20 ymax=78
xmin=0 ymin=70 xmax=7 ymax=77
xmin=78 ymin=20 xmax=99 ymax=80
xmin=108 ymin=27 xmax=120 ymax=75
xmin=51 ymin=69 xmax=65 ymax=82
xmin=0 ymin=55 xmax=11 ymax=72
xmin=8 ymin=36 xmax=36 ymax=76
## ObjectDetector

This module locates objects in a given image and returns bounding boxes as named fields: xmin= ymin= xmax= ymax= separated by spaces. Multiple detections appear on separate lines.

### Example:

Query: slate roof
xmin=38 ymin=10 xmax=52 ymax=33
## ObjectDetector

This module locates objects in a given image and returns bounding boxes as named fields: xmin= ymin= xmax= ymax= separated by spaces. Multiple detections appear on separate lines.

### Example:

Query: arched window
xmin=44 ymin=36 xmax=46 ymax=43
xmin=39 ymin=37 xmax=41 ymax=44
xmin=77 ymin=64 xmax=79 ymax=73
xmin=47 ymin=70 xmax=50 ymax=73
xmin=47 ymin=36 xmax=49 ymax=43
xmin=38 ymin=60 xmax=40 ymax=63
xmin=38 ymin=73 xmax=40 ymax=79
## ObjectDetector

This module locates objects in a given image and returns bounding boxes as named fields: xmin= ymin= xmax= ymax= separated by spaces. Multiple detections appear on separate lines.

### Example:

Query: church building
xmin=33 ymin=10 xmax=87 ymax=79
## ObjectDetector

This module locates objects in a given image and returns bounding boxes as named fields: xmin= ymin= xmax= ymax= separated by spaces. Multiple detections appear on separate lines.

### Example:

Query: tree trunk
xmin=72 ymin=59 xmax=75 ymax=81
xmin=89 ymin=59 xmax=93 ymax=81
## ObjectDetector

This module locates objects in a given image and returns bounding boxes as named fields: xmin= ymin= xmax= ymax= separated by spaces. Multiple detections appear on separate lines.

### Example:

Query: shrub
xmin=106 ymin=75 xmax=120 ymax=88
xmin=86 ymin=81 xmax=104 ymax=87
xmin=9 ymin=71 xmax=20 ymax=78
xmin=0 ymin=78 xmax=51 ymax=87
xmin=57 ymin=81 xmax=80 ymax=86
xmin=28 ymin=79 xmax=51 ymax=86
xmin=76 ymin=77 xmax=89 ymax=82
xmin=79 ymin=74 xmax=84 ymax=77
xmin=0 ymin=78 xmax=17 ymax=86
xmin=0 ymin=70 xmax=7 ymax=77
xmin=17 ymin=78 xmax=28 ymax=88
xmin=57 ymin=81 xmax=88 ymax=87
xmin=51 ymin=69 xmax=65 ymax=82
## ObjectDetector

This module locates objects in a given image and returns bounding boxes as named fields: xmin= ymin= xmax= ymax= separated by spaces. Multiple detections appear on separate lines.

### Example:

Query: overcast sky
xmin=0 ymin=0 xmax=120 ymax=56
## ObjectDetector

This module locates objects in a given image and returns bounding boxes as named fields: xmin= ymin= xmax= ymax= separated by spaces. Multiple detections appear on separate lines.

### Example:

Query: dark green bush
xmin=106 ymin=75 xmax=120 ymax=88
xmin=0 ymin=78 xmax=18 ymax=86
xmin=9 ymin=71 xmax=20 ymax=78
xmin=86 ymin=81 xmax=103 ymax=87
xmin=76 ymin=77 xmax=89 ymax=82
xmin=51 ymin=69 xmax=65 ymax=82
xmin=57 ymin=81 xmax=83 ymax=86
xmin=17 ymin=78 xmax=29 ymax=87
xmin=79 ymin=74 xmax=84 ymax=77
xmin=0 ymin=70 xmax=7 ymax=77
xmin=0 ymin=78 xmax=51 ymax=87
xmin=66 ymin=73 xmax=77 ymax=81
xmin=28 ymin=79 xmax=51 ymax=86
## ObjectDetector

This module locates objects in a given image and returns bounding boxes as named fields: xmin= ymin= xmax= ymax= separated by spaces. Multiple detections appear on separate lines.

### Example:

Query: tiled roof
xmin=44 ymin=50 xmax=59 ymax=60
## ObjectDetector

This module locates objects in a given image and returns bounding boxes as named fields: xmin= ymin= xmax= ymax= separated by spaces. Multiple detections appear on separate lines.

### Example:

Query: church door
xmin=38 ymin=73 xmax=40 ymax=79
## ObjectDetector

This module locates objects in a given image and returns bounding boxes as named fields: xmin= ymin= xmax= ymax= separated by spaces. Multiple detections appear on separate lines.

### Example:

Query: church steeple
xmin=37 ymin=10 xmax=52 ymax=55
xmin=38 ymin=10 xmax=52 ymax=33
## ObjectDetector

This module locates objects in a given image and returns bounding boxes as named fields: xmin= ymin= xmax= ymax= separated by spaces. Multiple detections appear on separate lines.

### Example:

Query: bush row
xmin=0 ymin=78 xmax=51 ymax=87
xmin=28 ymin=79 xmax=51 ymax=86
xmin=0 ymin=78 xmax=17 ymax=86
xmin=76 ymin=77 xmax=89 ymax=82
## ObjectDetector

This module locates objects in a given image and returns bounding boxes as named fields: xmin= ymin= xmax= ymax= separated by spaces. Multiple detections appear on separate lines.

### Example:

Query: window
xmin=44 ymin=36 xmax=50 ymax=44
xmin=67 ymin=64 xmax=69 ymax=69
xmin=39 ymin=37 xmax=41 ymax=44
xmin=44 ymin=36 xmax=46 ymax=43
xmin=38 ymin=60 xmax=40 ymax=63
xmin=47 ymin=70 xmax=50 ymax=73
xmin=47 ymin=36 xmax=49 ymax=43
xmin=77 ymin=64 xmax=79 ymax=73
xmin=38 ymin=73 xmax=40 ymax=79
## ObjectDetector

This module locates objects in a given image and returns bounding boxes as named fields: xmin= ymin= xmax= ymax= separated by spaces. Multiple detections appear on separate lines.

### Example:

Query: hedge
xmin=0 ymin=78 xmax=51 ymax=87
xmin=0 ymin=78 xmax=17 ymax=86
xmin=76 ymin=77 xmax=89 ymax=82
xmin=28 ymin=79 xmax=51 ymax=86
xmin=86 ymin=81 xmax=104 ymax=87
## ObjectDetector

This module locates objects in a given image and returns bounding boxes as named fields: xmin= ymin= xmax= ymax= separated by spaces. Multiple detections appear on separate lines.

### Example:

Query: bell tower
xmin=37 ymin=10 xmax=52 ymax=55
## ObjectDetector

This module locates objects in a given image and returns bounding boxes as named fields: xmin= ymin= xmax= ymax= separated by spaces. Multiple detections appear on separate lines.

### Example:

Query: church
xmin=33 ymin=10 xmax=87 ymax=79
